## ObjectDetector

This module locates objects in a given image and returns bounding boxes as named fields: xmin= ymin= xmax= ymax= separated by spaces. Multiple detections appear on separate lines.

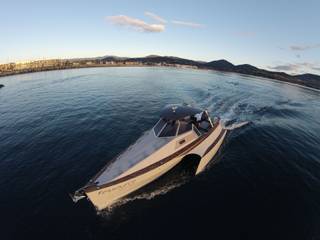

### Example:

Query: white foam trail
xmin=223 ymin=121 xmax=250 ymax=130
xmin=99 ymin=178 xmax=187 ymax=216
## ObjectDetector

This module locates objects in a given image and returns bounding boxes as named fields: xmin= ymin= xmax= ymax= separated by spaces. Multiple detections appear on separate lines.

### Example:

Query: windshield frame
xmin=153 ymin=118 xmax=167 ymax=137
xmin=157 ymin=120 xmax=179 ymax=138
xmin=154 ymin=118 xmax=197 ymax=138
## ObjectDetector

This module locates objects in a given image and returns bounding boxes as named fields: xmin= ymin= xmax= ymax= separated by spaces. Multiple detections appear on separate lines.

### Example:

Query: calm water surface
xmin=0 ymin=67 xmax=320 ymax=239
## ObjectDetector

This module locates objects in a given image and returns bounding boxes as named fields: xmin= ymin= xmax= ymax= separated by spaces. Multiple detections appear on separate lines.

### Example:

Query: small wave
xmin=226 ymin=81 xmax=239 ymax=86
xmin=275 ymin=99 xmax=304 ymax=107
xmin=253 ymin=106 xmax=302 ymax=118
xmin=223 ymin=121 xmax=251 ymax=130
xmin=51 ymin=74 xmax=94 ymax=85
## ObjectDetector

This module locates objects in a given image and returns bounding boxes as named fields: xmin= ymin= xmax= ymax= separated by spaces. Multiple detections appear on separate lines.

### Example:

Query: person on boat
xmin=194 ymin=111 xmax=204 ymax=122
xmin=194 ymin=111 xmax=211 ymax=132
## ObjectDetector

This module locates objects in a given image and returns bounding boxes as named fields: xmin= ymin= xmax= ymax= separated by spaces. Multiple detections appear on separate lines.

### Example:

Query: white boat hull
xmin=85 ymin=155 xmax=184 ymax=210
xmin=196 ymin=128 xmax=227 ymax=174
xmin=83 ymin=123 xmax=227 ymax=210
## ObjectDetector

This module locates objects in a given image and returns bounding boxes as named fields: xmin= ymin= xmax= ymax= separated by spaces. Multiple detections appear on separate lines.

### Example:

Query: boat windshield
xmin=154 ymin=118 xmax=194 ymax=137
xmin=154 ymin=118 xmax=166 ymax=136
xmin=159 ymin=120 xmax=179 ymax=137
xmin=178 ymin=121 xmax=192 ymax=135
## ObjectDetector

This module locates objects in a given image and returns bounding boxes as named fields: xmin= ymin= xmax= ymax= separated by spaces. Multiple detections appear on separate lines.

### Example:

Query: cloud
xmin=234 ymin=31 xmax=256 ymax=37
xmin=107 ymin=13 xmax=204 ymax=32
xmin=171 ymin=20 xmax=204 ymax=28
xmin=290 ymin=44 xmax=320 ymax=51
xmin=269 ymin=64 xmax=298 ymax=72
xmin=144 ymin=11 xmax=167 ymax=24
xmin=268 ymin=62 xmax=320 ymax=73
xmin=107 ymin=15 xmax=165 ymax=33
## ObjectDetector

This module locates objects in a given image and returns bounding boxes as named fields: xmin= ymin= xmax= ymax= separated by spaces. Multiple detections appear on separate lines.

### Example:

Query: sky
xmin=1 ymin=0 xmax=320 ymax=74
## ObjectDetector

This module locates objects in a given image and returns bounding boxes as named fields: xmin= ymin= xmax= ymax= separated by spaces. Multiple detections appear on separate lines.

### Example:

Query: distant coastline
xmin=1 ymin=55 xmax=319 ymax=90
xmin=0 ymin=63 xmax=146 ymax=78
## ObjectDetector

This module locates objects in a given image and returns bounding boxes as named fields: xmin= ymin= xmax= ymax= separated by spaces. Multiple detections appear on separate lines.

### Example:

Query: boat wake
xmin=99 ymin=174 xmax=189 ymax=216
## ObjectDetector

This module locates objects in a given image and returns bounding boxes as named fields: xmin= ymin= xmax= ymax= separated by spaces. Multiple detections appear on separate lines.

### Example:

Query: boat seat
xmin=199 ymin=121 xmax=210 ymax=131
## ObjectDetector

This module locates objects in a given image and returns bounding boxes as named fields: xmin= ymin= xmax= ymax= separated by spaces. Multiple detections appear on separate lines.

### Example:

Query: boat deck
xmin=94 ymin=130 xmax=171 ymax=185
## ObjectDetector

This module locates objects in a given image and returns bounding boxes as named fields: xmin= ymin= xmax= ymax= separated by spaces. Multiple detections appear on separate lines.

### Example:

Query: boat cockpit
xmin=154 ymin=105 xmax=213 ymax=138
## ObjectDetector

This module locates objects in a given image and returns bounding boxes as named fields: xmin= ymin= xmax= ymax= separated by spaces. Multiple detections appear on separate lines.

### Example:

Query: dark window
xmin=159 ymin=121 xmax=179 ymax=137
xmin=178 ymin=121 xmax=192 ymax=135
xmin=154 ymin=119 xmax=166 ymax=136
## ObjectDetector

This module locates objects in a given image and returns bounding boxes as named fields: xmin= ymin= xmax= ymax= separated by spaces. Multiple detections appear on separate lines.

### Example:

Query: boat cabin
xmin=154 ymin=105 xmax=213 ymax=138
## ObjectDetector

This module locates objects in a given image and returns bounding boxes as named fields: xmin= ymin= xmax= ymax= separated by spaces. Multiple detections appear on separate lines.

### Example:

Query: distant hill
xmin=101 ymin=55 xmax=320 ymax=89
xmin=294 ymin=73 xmax=320 ymax=82
xmin=100 ymin=55 xmax=129 ymax=61
xmin=126 ymin=56 xmax=199 ymax=66
xmin=292 ymin=74 xmax=320 ymax=89
xmin=2 ymin=54 xmax=319 ymax=90
xmin=204 ymin=60 xmax=235 ymax=71
xmin=235 ymin=64 xmax=259 ymax=72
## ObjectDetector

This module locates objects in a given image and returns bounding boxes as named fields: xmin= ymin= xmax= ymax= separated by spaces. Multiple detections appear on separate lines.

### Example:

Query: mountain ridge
xmin=1 ymin=55 xmax=319 ymax=90
xmin=99 ymin=55 xmax=319 ymax=89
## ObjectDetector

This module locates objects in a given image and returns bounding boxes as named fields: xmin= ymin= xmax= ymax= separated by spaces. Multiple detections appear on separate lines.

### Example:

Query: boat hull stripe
xmin=203 ymin=129 xmax=226 ymax=157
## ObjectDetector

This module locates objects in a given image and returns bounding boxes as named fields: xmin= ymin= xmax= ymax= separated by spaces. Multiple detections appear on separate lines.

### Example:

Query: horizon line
xmin=0 ymin=54 xmax=318 ymax=76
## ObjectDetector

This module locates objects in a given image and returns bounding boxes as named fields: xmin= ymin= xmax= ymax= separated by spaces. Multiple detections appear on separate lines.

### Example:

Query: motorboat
xmin=72 ymin=104 xmax=227 ymax=210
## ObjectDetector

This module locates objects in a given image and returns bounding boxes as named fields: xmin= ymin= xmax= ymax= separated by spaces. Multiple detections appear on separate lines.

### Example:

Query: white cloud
xmin=268 ymin=62 xmax=320 ymax=74
xmin=107 ymin=13 xmax=204 ymax=32
xmin=107 ymin=15 xmax=165 ymax=33
xmin=144 ymin=11 xmax=167 ymax=24
xmin=269 ymin=64 xmax=298 ymax=72
xmin=171 ymin=20 xmax=204 ymax=28
xmin=290 ymin=44 xmax=320 ymax=51
xmin=234 ymin=31 xmax=256 ymax=37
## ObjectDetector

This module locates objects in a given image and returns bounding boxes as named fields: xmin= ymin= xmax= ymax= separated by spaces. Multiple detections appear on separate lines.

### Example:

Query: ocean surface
xmin=0 ymin=67 xmax=319 ymax=240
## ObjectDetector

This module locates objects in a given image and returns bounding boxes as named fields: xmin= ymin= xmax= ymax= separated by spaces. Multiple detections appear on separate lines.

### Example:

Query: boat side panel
xmin=195 ymin=129 xmax=227 ymax=174
xmin=188 ymin=123 xmax=224 ymax=157
xmin=85 ymin=156 xmax=184 ymax=210
xmin=114 ymin=131 xmax=199 ymax=180
xmin=95 ymin=130 xmax=170 ymax=184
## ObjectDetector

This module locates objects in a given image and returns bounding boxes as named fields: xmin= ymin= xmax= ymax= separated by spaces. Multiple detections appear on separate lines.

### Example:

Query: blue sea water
xmin=0 ymin=67 xmax=319 ymax=239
